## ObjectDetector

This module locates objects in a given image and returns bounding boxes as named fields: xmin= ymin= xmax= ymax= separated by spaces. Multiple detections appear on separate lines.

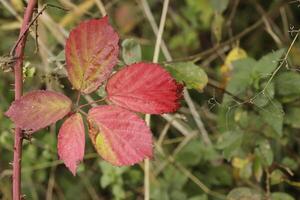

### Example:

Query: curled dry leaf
xmin=88 ymin=105 xmax=152 ymax=166
xmin=58 ymin=113 xmax=85 ymax=175
xmin=65 ymin=17 xmax=119 ymax=94
xmin=106 ymin=62 xmax=183 ymax=114
xmin=5 ymin=90 xmax=72 ymax=132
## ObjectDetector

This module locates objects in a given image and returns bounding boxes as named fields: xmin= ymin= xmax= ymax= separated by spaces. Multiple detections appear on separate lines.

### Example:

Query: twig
xmin=262 ymin=32 xmax=299 ymax=92
xmin=161 ymin=114 xmax=194 ymax=136
xmin=46 ymin=166 xmax=56 ymax=200
xmin=10 ymin=3 xmax=68 ymax=56
xmin=144 ymin=0 xmax=170 ymax=199
xmin=79 ymin=173 xmax=102 ymax=200
xmin=226 ymin=0 xmax=240 ymax=41
xmin=265 ymin=169 xmax=271 ymax=200
xmin=140 ymin=0 xmax=172 ymax=61
xmin=207 ymin=80 xmax=245 ymax=103
xmin=94 ymin=0 xmax=107 ymax=17
xmin=10 ymin=4 xmax=47 ymax=56
xmin=163 ymin=0 xmax=286 ymax=64
xmin=12 ymin=0 xmax=38 ymax=199
xmin=141 ymin=0 xmax=212 ymax=145
xmin=253 ymin=0 xmax=283 ymax=47
xmin=152 ymin=0 xmax=170 ymax=63
xmin=157 ymin=122 xmax=171 ymax=147
xmin=183 ymin=89 xmax=212 ymax=146
xmin=155 ymin=144 xmax=226 ymax=199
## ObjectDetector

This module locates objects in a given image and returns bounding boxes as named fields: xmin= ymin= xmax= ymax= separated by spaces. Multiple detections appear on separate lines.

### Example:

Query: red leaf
xmin=58 ymin=113 xmax=85 ymax=175
xmin=88 ymin=105 xmax=152 ymax=166
xmin=65 ymin=17 xmax=119 ymax=94
xmin=5 ymin=90 xmax=72 ymax=132
xmin=106 ymin=62 xmax=183 ymax=114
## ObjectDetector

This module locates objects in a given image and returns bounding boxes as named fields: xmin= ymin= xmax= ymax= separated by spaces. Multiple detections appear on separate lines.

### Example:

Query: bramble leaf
xmin=258 ymin=100 xmax=283 ymax=137
xmin=88 ymin=105 xmax=152 ymax=166
xmin=58 ymin=113 xmax=85 ymax=175
xmin=252 ymin=49 xmax=285 ymax=79
xmin=122 ymin=38 xmax=142 ymax=65
xmin=165 ymin=62 xmax=208 ymax=91
xmin=227 ymin=187 xmax=262 ymax=200
xmin=106 ymin=62 xmax=183 ymax=114
xmin=65 ymin=17 xmax=119 ymax=94
xmin=5 ymin=90 xmax=72 ymax=132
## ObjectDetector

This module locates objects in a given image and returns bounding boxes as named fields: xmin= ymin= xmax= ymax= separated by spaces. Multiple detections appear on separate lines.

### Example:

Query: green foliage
xmin=121 ymin=38 xmax=142 ymax=65
xmin=165 ymin=62 xmax=208 ymax=91
xmin=99 ymin=162 xmax=127 ymax=200
xmin=227 ymin=187 xmax=262 ymax=200
xmin=271 ymin=192 xmax=295 ymax=200
xmin=1 ymin=0 xmax=300 ymax=199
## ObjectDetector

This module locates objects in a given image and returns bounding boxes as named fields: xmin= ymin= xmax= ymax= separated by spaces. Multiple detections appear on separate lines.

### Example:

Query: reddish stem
xmin=12 ymin=1 xmax=37 ymax=199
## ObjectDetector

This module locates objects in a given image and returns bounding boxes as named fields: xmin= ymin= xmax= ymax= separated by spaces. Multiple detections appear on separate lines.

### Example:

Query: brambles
xmin=6 ymin=17 xmax=183 ymax=175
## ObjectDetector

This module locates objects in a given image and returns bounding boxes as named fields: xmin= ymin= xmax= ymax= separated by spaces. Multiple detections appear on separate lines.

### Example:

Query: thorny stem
xmin=10 ymin=4 xmax=46 ymax=56
xmin=12 ymin=0 xmax=37 ymax=199
xmin=10 ymin=4 xmax=68 ymax=56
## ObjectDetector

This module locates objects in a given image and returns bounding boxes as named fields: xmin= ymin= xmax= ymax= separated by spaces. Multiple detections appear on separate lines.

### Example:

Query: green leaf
xmin=234 ymin=108 xmax=249 ymax=128
xmin=275 ymin=72 xmax=300 ymax=96
xmin=227 ymin=187 xmax=262 ymax=200
xmin=252 ymin=49 xmax=285 ymax=80
xmin=189 ymin=195 xmax=208 ymax=200
xmin=253 ymin=82 xmax=275 ymax=107
xmin=270 ymin=169 xmax=285 ymax=185
xmin=163 ymin=165 xmax=188 ymax=190
xmin=209 ymin=0 xmax=229 ymax=13
xmin=255 ymin=139 xmax=273 ymax=167
xmin=253 ymin=157 xmax=263 ymax=182
xmin=216 ymin=130 xmax=243 ymax=160
xmin=284 ymin=106 xmax=300 ymax=128
xmin=224 ymin=58 xmax=256 ymax=102
xmin=258 ymin=100 xmax=284 ymax=136
xmin=99 ymin=161 xmax=127 ymax=188
xmin=211 ymin=13 xmax=224 ymax=43
xmin=282 ymin=157 xmax=298 ymax=171
xmin=121 ymin=38 xmax=142 ymax=65
xmin=271 ymin=192 xmax=295 ymax=200
xmin=165 ymin=62 xmax=208 ymax=91
xmin=176 ymin=140 xmax=219 ymax=166
xmin=185 ymin=0 xmax=214 ymax=28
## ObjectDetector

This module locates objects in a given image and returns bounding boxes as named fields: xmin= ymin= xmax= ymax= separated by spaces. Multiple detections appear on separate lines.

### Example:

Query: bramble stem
xmin=12 ymin=0 xmax=37 ymax=199
xmin=76 ymin=97 xmax=106 ymax=110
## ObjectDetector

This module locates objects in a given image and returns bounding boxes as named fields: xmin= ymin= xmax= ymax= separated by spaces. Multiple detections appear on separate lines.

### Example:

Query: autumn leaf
xmin=88 ymin=105 xmax=152 ymax=166
xmin=65 ymin=17 xmax=119 ymax=94
xmin=6 ymin=90 xmax=72 ymax=132
xmin=106 ymin=62 xmax=183 ymax=114
xmin=58 ymin=113 xmax=85 ymax=175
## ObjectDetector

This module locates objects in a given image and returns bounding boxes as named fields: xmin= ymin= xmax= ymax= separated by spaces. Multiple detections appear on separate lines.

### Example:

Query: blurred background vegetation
xmin=1 ymin=0 xmax=300 ymax=199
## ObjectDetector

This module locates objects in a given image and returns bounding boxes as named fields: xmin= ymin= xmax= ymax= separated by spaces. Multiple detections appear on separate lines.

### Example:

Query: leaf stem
xmin=12 ymin=0 xmax=37 ymax=199
xmin=76 ymin=97 xmax=106 ymax=110
xmin=75 ymin=91 xmax=81 ymax=107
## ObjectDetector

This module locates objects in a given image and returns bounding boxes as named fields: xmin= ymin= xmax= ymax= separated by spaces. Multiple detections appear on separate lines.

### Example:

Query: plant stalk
xmin=12 ymin=0 xmax=37 ymax=199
